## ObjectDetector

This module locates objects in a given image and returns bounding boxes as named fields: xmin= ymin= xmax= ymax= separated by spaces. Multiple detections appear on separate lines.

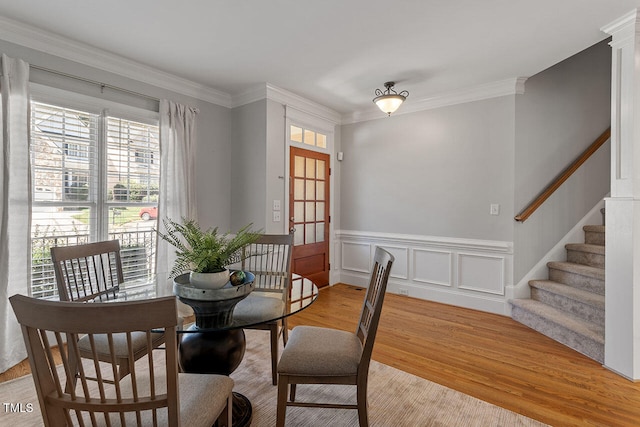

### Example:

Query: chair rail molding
xmin=335 ymin=230 xmax=514 ymax=316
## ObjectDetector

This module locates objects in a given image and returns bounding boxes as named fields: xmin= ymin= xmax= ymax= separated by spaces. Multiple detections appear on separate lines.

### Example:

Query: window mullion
xmin=96 ymin=109 xmax=108 ymax=240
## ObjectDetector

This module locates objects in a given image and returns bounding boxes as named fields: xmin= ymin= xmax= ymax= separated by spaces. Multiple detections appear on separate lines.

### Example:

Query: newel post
xmin=602 ymin=9 xmax=640 ymax=380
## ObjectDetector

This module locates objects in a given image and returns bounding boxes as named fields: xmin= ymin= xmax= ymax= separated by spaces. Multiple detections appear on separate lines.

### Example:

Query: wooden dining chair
xmin=10 ymin=294 xmax=234 ymax=427
xmin=275 ymin=246 xmax=394 ymax=427
xmin=233 ymin=233 xmax=294 ymax=385
xmin=50 ymin=240 xmax=165 ymax=386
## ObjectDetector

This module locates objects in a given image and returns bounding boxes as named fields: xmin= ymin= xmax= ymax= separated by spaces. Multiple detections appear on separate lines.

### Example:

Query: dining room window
xmin=30 ymin=99 xmax=160 ymax=299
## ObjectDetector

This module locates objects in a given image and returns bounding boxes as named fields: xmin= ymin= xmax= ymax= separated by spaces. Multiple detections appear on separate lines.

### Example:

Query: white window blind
xmin=30 ymin=101 xmax=160 ymax=299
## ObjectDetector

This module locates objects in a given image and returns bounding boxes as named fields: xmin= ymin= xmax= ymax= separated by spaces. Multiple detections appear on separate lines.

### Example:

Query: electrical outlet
xmin=273 ymin=211 xmax=281 ymax=222
xmin=273 ymin=200 xmax=281 ymax=211
xmin=398 ymin=287 xmax=409 ymax=296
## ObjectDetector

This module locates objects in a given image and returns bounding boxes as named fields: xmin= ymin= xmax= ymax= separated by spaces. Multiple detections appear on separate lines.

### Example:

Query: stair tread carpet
xmin=528 ymin=279 xmax=605 ymax=309
xmin=565 ymin=243 xmax=605 ymax=255
xmin=510 ymin=298 xmax=604 ymax=345
xmin=547 ymin=261 xmax=604 ymax=280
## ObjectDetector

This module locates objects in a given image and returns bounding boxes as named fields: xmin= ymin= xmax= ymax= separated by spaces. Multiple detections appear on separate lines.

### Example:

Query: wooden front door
xmin=289 ymin=147 xmax=330 ymax=288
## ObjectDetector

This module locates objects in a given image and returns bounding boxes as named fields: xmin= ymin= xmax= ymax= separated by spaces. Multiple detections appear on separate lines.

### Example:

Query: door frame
xmin=283 ymin=110 xmax=336 ymax=285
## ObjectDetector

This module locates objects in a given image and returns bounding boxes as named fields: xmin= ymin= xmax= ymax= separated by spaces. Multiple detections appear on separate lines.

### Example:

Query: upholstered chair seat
xmin=278 ymin=326 xmax=363 ymax=376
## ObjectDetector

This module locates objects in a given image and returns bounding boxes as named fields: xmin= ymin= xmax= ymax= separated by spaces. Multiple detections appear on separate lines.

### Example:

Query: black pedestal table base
xmin=179 ymin=328 xmax=246 ymax=374
xmin=174 ymin=275 xmax=257 ymax=427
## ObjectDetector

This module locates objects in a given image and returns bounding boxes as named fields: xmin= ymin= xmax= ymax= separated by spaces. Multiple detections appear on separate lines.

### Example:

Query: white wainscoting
xmin=334 ymin=230 xmax=513 ymax=316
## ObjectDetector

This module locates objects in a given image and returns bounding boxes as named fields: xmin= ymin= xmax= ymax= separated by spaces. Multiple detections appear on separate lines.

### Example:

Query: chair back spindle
xmin=51 ymin=240 xmax=124 ymax=302
xmin=241 ymin=233 xmax=294 ymax=294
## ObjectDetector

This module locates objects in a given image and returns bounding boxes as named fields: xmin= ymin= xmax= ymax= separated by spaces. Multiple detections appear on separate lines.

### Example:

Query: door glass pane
xmin=305 ymin=158 xmax=315 ymax=178
xmin=291 ymin=126 xmax=303 ymax=143
xmin=316 ymin=202 xmax=325 ymax=221
xmin=316 ymin=160 xmax=325 ymax=180
xmin=294 ymin=202 xmax=304 ymax=222
xmin=294 ymin=156 xmax=305 ymax=177
xmin=294 ymin=179 xmax=304 ymax=199
xmin=305 ymin=224 xmax=316 ymax=244
xmin=317 ymin=133 xmax=327 ymax=149
xmin=294 ymin=224 xmax=304 ymax=245
xmin=305 ymin=180 xmax=315 ymax=199
xmin=316 ymin=182 xmax=325 ymax=200
xmin=316 ymin=223 xmax=325 ymax=243
xmin=305 ymin=202 xmax=315 ymax=222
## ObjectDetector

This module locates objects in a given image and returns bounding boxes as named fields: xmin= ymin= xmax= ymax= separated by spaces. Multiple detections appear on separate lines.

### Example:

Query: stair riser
xmin=548 ymin=268 xmax=605 ymax=295
xmin=530 ymin=287 xmax=604 ymax=327
xmin=584 ymin=231 xmax=605 ymax=246
xmin=511 ymin=305 xmax=604 ymax=363
xmin=566 ymin=249 xmax=605 ymax=269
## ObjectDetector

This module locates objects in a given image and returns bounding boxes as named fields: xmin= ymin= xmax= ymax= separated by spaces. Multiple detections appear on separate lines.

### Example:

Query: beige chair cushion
xmin=74 ymin=372 xmax=233 ymax=427
xmin=77 ymin=331 xmax=165 ymax=359
xmin=233 ymin=293 xmax=285 ymax=324
xmin=278 ymin=325 xmax=363 ymax=376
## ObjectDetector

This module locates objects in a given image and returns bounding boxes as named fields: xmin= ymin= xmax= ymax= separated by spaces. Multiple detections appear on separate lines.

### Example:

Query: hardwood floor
xmin=3 ymin=283 xmax=640 ymax=426
xmin=288 ymin=284 xmax=640 ymax=427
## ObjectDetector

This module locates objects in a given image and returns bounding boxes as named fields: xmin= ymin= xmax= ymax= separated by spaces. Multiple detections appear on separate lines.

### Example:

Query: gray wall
xmin=229 ymin=99 xmax=290 ymax=235
xmin=340 ymin=96 xmax=516 ymax=241
xmin=230 ymin=100 xmax=267 ymax=231
xmin=513 ymin=39 xmax=611 ymax=281
xmin=0 ymin=39 xmax=234 ymax=232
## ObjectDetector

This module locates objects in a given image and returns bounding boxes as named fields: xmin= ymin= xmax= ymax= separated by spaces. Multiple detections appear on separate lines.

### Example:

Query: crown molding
xmin=233 ymin=83 xmax=342 ymax=125
xmin=342 ymin=77 xmax=528 ymax=125
xmin=0 ymin=15 xmax=233 ymax=107
xmin=601 ymin=8 xmax=639 ymax=36
xmin=1 ymin=14 xmax=528 ymax=123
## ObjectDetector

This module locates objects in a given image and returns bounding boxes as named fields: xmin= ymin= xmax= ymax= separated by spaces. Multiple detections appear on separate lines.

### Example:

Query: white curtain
xmin=156 ymin=100 xmax=198 ymax=312
xmin=0 ymin=54 xmax=30 ymax=373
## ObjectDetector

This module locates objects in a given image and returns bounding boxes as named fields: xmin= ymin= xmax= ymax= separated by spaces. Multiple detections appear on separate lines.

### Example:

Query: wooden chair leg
xmin=116 ymin=357 xmax=131 ymax=382
xmin=290 ymin=383 xmax=297 ymax=401
xmin=276 ymin=375 xmax=289 ymax=427
xmin=216 ymin=393 xmax=233 ymax=427
xmin=356 ymin=379 xmax=369 ymax=427
xmin=282 ymin=318 xmax=289 ymax=345
xmin=270 ymin=323 xmax=279 ymax=385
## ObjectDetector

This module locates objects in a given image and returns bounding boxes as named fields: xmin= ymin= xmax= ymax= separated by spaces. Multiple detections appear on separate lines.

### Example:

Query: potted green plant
xmin=157 ymin=217 xmax=262 ymax=289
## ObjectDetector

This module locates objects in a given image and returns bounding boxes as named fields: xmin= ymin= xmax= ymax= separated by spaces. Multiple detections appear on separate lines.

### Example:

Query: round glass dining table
xmin=116 ymin=273 xmax=319 ymax=427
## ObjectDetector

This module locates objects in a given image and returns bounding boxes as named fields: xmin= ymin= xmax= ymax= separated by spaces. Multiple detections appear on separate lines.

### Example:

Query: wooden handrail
xmin=514 ymin=127 xmax=611 ymax=222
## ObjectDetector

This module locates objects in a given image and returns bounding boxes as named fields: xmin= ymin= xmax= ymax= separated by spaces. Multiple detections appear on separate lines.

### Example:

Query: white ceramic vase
xmin=189 ymin=269 xmax=230 ymax=289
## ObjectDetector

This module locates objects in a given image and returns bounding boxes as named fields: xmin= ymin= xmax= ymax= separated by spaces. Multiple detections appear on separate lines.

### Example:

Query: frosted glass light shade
xmin=374 ymin=95 xmax=405 ymax=115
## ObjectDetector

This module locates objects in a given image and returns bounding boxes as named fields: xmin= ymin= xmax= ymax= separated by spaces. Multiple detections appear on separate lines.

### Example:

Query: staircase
xmin=510 ymin=225 xmax=605 ymax=363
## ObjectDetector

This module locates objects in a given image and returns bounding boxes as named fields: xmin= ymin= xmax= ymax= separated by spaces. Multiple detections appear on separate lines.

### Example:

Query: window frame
xmin=29 ymin=84 xmax=160 ymax=298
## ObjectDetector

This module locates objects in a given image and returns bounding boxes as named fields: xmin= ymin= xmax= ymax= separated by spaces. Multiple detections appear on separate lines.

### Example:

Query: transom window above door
xmin=290 ymin=125 xmax=327 ymax=149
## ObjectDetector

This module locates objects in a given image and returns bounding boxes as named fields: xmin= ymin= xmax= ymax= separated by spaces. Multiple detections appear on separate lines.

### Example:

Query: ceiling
xmin=0 ymin=0 xmax=638 ymax=118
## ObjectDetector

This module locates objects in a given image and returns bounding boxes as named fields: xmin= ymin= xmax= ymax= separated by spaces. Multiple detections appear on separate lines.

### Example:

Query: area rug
xmin=0 ymin=329 xmax=548 ymax=426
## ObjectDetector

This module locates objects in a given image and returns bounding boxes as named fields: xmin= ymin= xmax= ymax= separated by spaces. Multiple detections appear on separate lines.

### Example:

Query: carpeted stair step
xmin=565 ymin=243 xmax=605 ymax=268
xmin=529 ymin=279 xmax=604 ymax=326
xmin=583 ymin=225 xmax=605 ymax=246
xmin=510 ymin=298 xmax=604 ymax=363
xmin=547 ymin=261 xmax=604 ymax=295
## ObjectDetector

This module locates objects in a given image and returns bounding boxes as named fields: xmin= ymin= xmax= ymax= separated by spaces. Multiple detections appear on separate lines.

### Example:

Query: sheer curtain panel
xmin=156 ymin=100 xmax=198 ymax=312
xmin=0 ymin=54 xmax=30 ymax=373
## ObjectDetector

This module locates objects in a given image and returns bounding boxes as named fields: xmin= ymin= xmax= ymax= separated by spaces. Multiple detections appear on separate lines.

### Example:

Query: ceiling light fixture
xmin=373 ymin=81 xmax=409 ymax=116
